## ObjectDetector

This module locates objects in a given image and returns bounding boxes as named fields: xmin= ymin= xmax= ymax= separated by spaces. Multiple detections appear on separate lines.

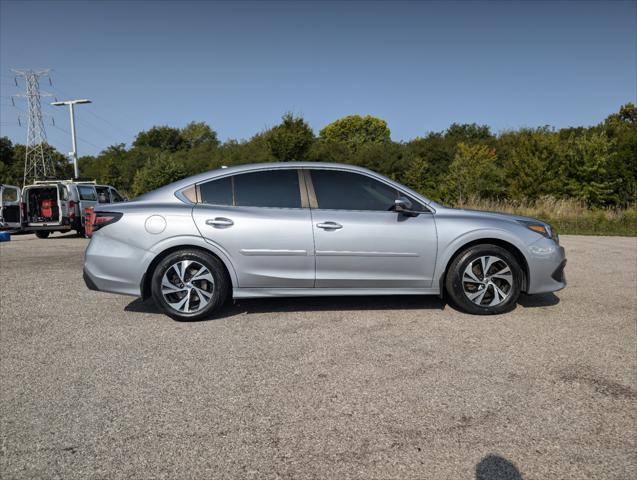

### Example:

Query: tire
xmin=445 ymin=244 xmax=522 ymax=315
xmin=151 ymin=249 xmax=229 ymax=321
xmin=35 ymin=231 xmax=50 ymax=239
xmin=76 ymin=228 xmax=86 ymax=238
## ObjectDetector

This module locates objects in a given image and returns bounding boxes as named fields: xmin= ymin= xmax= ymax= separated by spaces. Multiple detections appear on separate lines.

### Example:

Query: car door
xmin=306 ymin=168 xmax=437 ymax=288
xmin=76 ymin=185 xmax=98 ymax=225
xmin=192 ymin=168 xmax=315 ymax=288
xmin=57 ymin=184 xmax=69 ymax=222
xmin=0 ymin=185 xmax=22 ymax=229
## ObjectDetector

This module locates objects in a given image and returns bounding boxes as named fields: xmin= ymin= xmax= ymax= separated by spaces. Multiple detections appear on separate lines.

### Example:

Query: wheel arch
xmin=438 ymin=237 xmax=530 ymax=296
xmin=140 ymin=242 xmax=237 ymax=300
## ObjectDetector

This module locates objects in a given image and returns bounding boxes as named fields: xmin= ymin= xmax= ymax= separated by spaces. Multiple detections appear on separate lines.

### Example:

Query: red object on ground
xmin=40 ymin=199 xmax=55 ymax=217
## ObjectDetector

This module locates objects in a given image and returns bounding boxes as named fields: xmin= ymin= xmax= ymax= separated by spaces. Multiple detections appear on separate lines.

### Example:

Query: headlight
xmin=518 ymin=220 xmax=558 ymax=242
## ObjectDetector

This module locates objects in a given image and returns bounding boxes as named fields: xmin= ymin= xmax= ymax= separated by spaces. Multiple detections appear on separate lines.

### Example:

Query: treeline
xmin=1 ymin=104 xmax=635 ymax=208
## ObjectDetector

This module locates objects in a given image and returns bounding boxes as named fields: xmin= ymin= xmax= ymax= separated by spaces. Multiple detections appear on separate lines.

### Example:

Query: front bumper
xmin=525 ymin=237 xmax=567 ymax=294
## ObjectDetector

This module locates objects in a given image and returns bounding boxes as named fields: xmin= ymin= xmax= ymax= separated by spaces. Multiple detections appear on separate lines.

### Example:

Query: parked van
xmin=20 ymin=180 xmax=125 ymax=238
xmin=0 ymin=184 xmax=22 ymax=230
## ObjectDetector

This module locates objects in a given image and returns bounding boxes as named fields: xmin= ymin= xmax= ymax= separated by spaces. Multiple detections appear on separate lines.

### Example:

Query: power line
xmin=46 ymin=75 xmax=136 ymax=138
xmin=50 ymin=122 xmax=103 ymax=151
xmin=44 ymin=102 xmax=120 ymax=144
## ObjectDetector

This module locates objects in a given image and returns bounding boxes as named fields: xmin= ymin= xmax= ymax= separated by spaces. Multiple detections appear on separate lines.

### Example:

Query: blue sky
xmin=1 ymin=0 xmax=635 ymax=156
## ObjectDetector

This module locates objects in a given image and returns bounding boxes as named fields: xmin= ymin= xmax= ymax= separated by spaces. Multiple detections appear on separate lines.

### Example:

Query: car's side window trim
xmin=304 ymin=168 xmax=431 ymax=213
xmin=301 ymin=170 xmax=316 ymax=209
xmin=193 ymin=168 xmax=308 ymax=209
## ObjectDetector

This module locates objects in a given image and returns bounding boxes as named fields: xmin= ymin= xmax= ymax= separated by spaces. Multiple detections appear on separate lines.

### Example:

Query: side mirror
xmin=394 ymin=197 xmax=418 ymax=216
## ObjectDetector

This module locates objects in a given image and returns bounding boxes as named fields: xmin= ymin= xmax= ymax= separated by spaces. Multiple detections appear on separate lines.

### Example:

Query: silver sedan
xmin=83 ymin=162 xmax=566 ymax=320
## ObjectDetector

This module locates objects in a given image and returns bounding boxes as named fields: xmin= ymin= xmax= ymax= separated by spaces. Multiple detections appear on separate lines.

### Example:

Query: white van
xmin=17 ymin=180 xmax=125 ymax=238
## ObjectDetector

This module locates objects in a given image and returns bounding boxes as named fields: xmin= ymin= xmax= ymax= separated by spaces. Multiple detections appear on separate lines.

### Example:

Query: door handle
xmin=206 ymin=217 xmax=234 ymax=227
xmin=316 ymin=221 xmax=342 ymax=230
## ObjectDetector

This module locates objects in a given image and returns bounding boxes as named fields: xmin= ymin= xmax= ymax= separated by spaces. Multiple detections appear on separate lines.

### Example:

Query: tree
xmin=499 ymin=128 xmax=561 ymax=201
xmin=264 ymin=113 xmax=314 ymax=161
xmin=445 ymin=143 xmax=502 ymax=204
xmin=133 ymin=126 xmax=185 ymax=151
xmin=560 ymin=132 xmax=622 ymax=207
xmin=0 ymin=137 xmax=17 ymax=185
xmin=319 ymin=115 xmax=390 ymax=151
xmin=181 ymin=122 xmax=219 ymax=148
xmin=131 ymin=154 xmax=188 ymax=196
xmin=399 ymin=134 xmax=453 ymax=200
xmin=445 ymin=123 xmax=493 ymax=142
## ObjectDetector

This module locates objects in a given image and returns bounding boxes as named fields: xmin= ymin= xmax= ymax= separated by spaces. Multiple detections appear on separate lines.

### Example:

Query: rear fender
xmin=147 ymin=235 xmax=239 ymax=288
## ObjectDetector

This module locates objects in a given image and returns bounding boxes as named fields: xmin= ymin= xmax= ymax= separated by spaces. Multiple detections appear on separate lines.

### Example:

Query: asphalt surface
xmin=0 ymin=233 xmax=635 ymax=480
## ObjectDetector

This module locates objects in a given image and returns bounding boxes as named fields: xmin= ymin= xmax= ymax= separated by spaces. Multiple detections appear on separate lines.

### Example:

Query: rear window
xmin=2 ymin=187 xmax=18 ymax=202
xmin=78 ymin=186 xmax=97 ymax=201
xmin=59 ymin=185 xmax=69 ymax=201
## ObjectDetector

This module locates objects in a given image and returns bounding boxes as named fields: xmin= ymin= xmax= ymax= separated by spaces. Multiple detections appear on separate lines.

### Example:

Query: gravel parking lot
xmin=1 ymin=233 xmax=635 ymax=479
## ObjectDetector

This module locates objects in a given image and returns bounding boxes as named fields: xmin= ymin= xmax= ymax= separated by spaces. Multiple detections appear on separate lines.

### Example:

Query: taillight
xmin=87 ymin=211 xmax=122 ymax=237
xmin=68 ymin=200 xmax=76 ymax=219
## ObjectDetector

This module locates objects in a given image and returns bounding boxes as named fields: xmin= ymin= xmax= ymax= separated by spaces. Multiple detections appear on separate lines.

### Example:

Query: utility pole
xmin=12 ymin=69 xmax=55 ymax=186
xmin=51 ymin=99 xmax=91 ymax=178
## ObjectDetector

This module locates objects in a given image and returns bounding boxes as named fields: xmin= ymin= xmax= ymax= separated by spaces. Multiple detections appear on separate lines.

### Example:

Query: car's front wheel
xmin=151 ymin=249 xmax=229 ymax=321
xmin=445 ymin=244 xmax=522 ymax=315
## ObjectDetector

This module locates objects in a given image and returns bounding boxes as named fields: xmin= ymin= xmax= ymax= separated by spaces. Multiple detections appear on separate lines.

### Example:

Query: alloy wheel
xmin=161 ymin=260 xmax=215 ymax=314
xmin=462 ymin=255 xmax=513 ymax=307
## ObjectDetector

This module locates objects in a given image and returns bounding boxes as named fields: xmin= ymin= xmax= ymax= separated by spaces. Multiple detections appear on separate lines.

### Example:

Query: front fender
xmin=433 ymin=227 xmax=531 ymax=293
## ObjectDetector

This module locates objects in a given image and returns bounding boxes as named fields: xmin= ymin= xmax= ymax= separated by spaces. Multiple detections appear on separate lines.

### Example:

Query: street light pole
xmin=51 ymin=99 xmax=91 ymax=178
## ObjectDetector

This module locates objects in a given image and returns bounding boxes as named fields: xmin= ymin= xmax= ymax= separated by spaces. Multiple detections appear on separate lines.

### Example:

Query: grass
xmin=457 ymin=196 xmax=637 ymax=236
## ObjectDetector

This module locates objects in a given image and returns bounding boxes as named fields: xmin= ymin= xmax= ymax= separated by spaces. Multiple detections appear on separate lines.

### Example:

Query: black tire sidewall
xmin=35 ymin=231 xmax=50 ymax=239
xmin=151 ymin=250 xmax=228 ymax=321
xmin=446 ymin=245 xmax=522 ymax=315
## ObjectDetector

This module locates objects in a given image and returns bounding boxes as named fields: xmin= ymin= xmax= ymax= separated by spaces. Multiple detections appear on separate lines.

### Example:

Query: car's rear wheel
xmin=151 ymin=249 xmax=229 ymax=321
xmin=35 ymin=231 xmax=49 ymax=239
xmin=445 ymin=244 xmax=522 ymax=315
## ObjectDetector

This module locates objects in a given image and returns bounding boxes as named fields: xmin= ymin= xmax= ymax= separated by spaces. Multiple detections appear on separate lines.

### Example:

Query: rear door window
xmin=95 ymin=186 xmax=111 ymax=203
xmin=110 ymin=188 xmax=124 ymax=203
xmin=234 ymin=170 xmax=300 ymax=208
xmin=78 ymin=186 xmax=97 ymax=201
xmin=199 ymin=176 xmax=233 ymax=205
xmin=199 ymin=169 xmax=301 ymax=208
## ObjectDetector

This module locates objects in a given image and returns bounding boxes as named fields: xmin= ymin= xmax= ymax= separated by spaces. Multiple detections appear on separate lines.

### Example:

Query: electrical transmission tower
xmin=12 ymin=69 xmax=55 ymax=186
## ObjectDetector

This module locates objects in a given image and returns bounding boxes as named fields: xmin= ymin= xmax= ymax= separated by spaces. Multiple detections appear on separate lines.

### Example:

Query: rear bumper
xmin=83 ymin=231 xmax=152 ymax=297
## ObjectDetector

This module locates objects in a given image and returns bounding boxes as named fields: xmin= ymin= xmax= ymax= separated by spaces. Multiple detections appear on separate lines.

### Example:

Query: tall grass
xmin=457 ymin=196 xmax=637 ymax=236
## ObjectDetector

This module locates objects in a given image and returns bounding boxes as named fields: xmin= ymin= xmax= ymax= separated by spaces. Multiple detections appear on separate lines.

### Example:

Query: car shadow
xmin=125 ymin=292 xmax=560 ymax=322
xmin=475 ymin=454 xmax=523 ymax=480
xmin=518 ymin=292 xmax=560 ymax=308
xmin=125 ymin=294 xmax=447 ymax=321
